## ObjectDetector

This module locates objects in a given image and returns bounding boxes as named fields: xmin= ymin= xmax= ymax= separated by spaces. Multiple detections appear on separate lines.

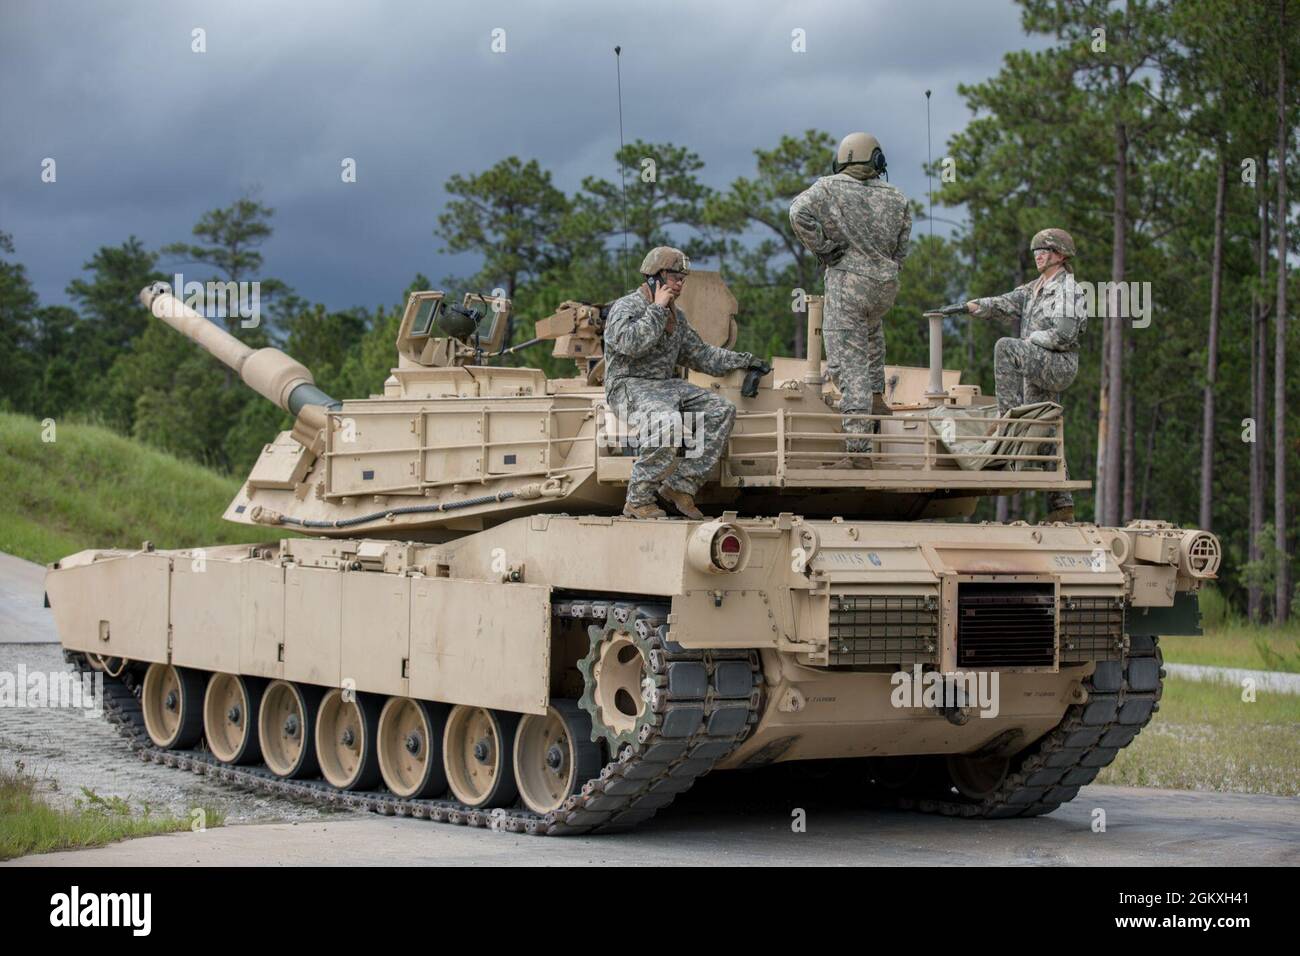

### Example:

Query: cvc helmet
xmin=833 ymin=132 xmax=887 ymax=177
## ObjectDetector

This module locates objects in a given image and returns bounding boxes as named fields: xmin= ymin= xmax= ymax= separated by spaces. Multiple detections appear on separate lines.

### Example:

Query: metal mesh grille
xmin=956 ymin=582 xmax=1056 ymax=668
xmin=1186 ymin=534 xmax=1221 ymax=576
xmin=1059 ymin=596 xmax=1126 ymax=662
xmin=828 ymin=594 xmax=939 ymax=666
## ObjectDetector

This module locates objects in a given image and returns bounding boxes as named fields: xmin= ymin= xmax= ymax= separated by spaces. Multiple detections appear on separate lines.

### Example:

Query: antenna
xmin=615 ymin=46 xmax=630 ymax=290
xmin=925 ymin=89 xmax=933 ymax=283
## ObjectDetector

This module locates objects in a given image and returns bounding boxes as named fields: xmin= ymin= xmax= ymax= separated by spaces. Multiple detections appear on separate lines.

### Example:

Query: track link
xmin=66 ymin=599 xmax=763 ymax=837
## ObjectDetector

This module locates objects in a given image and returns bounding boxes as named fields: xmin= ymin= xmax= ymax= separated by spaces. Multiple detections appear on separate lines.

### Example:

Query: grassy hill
xmin=0 ymin=411 xmax=277 ymax=564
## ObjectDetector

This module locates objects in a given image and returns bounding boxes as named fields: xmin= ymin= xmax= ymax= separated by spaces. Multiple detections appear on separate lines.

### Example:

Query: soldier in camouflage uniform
xmin=790 ymin=132 xmax=912 ymax=467
xmin=604 ymin=247 xmax=766 ymax=520
xmin=963 ymin=228 xmax=1085 ymax=522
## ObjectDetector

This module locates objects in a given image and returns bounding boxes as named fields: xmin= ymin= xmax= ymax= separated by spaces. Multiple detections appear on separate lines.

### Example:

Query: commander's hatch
xmin=397 ymin=290 xmax=512 ymax=367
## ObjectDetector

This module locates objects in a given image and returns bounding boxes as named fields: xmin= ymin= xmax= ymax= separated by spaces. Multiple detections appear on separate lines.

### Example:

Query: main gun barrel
xmin=139 ymin=282 xmax=340 ymax=431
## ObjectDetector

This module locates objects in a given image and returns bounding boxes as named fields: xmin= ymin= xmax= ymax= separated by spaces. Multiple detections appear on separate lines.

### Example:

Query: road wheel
xmin=443 ymin=705 xmax=519 ymax=808
xmin=141 ymin=662 xmax=204 ymax=749
xmin=203 ymin=672 xmax=265 ymax=765
xmin=258 ymin=680 xmax=323 ymax=779
xmin=316 ymin=689 xmax=382 ymax=790
xmin=377 ymin=697 xmax=448 ymax=798
xmin=946 ymin=753 xmax=1012 ymax=800
xmin=513 ymin=701 xmax=602 ymax=815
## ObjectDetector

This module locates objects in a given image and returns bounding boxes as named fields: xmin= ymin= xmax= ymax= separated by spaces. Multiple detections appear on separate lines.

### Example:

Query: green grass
xmin=1164 ymin=586 xmax=1300 ymax=673
xmin=1096 ymin=677 xmax=1300 ymax=796
xmin=1161 ymin=624 xmax=1300 ymax=673
xmin=0 ymin=411 xmax=278 ymax=564
xmin=0 ymin=761 xmax=224 ymax=861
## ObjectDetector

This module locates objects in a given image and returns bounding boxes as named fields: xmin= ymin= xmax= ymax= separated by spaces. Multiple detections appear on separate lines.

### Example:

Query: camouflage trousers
xmin=824 ymin=323 xmax=886 ymax=454
xmin=994 ymin=337 xmax=1078 ymax=511
xmin=609 ymin=378 xmax=737 ymax=505
xmin=824 ymin=269 xmax=894 ymax=454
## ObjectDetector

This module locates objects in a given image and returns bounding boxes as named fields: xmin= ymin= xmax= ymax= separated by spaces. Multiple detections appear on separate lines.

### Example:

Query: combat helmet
xmin=833 ymin=132 xmax=887 ymax=177
xmin=1030 ymin=228 xmax=1076 ymax=258
xmin=639 ymin=246 xmax=691 ymax=277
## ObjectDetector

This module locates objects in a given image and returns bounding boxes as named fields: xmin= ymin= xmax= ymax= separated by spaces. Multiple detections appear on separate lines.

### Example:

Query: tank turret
xmin=134 ymin=274 xmax=1090 ymax=536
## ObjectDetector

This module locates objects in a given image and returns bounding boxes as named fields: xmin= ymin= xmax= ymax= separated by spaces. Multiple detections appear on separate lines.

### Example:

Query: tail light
xmin=687 ymin=521 xmax=750 ymax=574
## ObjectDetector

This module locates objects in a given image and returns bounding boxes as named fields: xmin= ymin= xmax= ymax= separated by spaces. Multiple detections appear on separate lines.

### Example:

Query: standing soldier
xmin=961 ymin=227 xmax=1086 ymax=523
xmin=603 ymin=246 xmax=770 ymax=520
xmin=790 ymin=131 xmax=912 ymax=467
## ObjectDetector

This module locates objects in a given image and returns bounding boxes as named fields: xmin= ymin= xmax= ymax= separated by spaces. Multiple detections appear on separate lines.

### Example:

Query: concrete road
xmin=8 ymin=779 xmax=1299 ymax=866
xmin=0 ymin=552 xmax=58 ymax=644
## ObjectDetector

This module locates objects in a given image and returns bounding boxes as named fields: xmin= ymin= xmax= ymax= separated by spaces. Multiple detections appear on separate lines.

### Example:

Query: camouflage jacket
xmin=603 ymin=285 xmax=755 ymax=400
xmin=970 ymin=269 xmax=1088 ymax=352
xmin=789 ymin=173 xmax=912 ymax=283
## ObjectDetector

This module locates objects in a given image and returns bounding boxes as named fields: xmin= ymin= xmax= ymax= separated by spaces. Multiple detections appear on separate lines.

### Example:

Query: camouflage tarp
xmin=920 ymin=401 xmax=1062 ymax=472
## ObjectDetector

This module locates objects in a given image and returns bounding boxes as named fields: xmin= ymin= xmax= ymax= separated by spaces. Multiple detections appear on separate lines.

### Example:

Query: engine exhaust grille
xmin=956 ymin=582 xmax=1055 ymax=668
xmin=828 ymin=594 xmax=939 ymax=666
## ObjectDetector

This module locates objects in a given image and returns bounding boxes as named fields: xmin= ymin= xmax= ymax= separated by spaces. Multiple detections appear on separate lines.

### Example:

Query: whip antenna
xmin=925 ymin=89 xmax=933 ymax=282
xmin=615 ymin=46 xmax=630 ymax=290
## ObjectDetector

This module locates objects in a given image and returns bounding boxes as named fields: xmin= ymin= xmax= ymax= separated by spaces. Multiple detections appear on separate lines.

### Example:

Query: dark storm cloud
xmin=0 ymin=0 xmax=1041 ymax=314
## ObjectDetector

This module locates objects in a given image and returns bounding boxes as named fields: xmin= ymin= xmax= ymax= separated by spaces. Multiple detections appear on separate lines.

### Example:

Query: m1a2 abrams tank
xmin=45 ymin=277 xmax=1221 ymax=835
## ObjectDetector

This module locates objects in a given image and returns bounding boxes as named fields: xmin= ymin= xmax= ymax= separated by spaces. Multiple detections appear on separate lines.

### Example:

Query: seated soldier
xmin=603 ymin=246 xmax=768 ymax=519
xmin=962 ymin=227 xmax=1085 ymax=523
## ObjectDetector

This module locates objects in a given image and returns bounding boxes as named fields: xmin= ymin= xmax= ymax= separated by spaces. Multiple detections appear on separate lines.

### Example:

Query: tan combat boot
xmin=1042 ymin=506 xmax=1075 ymax=524
xmin=622 ymin=501 xmax=667 ymax=519
xmin=870 ymin=391 xmax=893 ymax=418
xmin=658 ymin=486 xmax=704 ymax=520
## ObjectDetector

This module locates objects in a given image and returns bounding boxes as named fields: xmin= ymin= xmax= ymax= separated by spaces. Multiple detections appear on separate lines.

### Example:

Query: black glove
xmin=741 ymin=360 xmax=772 ymax=398
xmin=823 ymin=246 xmax=846 ymax=268
xmin=924 ymin=302 xmax=972 ymax=318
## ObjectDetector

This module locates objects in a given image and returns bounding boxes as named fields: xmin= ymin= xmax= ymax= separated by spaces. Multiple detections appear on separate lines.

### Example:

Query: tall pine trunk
xmin=1274 ymin=0 xmax=1290 ymax=622
xmin=1250 ymin=151 xmax=1271 ymax=623
xmin=1095 ymin=315 xmax=1109 ymax=522
xmin=1104 ymin=114 xmax=1128 ymax=527
xmin=1123 ymin=340 xmax=1135 ymax=523
xmin=1199 ymin=154 xmax=1228 ymax=532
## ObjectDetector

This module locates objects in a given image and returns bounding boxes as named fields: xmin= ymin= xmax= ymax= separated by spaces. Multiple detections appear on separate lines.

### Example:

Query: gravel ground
xmin=0 ymin=643 xmax=360 ymax=825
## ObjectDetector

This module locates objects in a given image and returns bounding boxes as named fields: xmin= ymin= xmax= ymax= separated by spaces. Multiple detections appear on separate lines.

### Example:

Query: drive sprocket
xmin=576 ymin=611 xmax=662 ymax=752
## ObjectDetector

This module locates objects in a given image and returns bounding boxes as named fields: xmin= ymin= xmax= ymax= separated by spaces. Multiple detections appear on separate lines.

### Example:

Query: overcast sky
xmin=1 ymin=0 xmax=1048 ymax=313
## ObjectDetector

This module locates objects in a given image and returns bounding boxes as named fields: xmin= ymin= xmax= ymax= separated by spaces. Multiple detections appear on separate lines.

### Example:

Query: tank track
xmin=65 ymin=599 xmax=763 ymax=837
xmin=871 ymin=635 xmax=1165 ymax=817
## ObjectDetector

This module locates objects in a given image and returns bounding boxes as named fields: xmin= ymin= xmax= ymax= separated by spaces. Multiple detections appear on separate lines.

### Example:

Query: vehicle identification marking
xmin=1052 ymin=553 xmax=1105 ymax=570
